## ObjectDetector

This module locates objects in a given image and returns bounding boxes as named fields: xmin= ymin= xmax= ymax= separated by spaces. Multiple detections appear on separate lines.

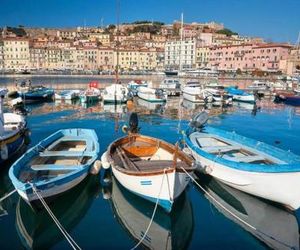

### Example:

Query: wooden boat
xmin=137 ymin=86 xmax=167 ymax=102
xmin=184 ymin=112 xmax=300 ymax=210
xmin=55 ymin=90 xmax=80 ymax=100
xmin=102 ymin=83 xmax=129 ymax=104
xmin=0 ymin=89 xmax=27 ymax=164
xmin=226 ymin=87 xmax=256 ymax=104
xmin=102 ymin=113 xmax=195 ymax=212
xmin=9 ymin=128 xmax=99 ymax=205
xmin=197 ymin=175 xmax=299 ymax=250
xmin=109 ymin=176 xmax=194 ymax=249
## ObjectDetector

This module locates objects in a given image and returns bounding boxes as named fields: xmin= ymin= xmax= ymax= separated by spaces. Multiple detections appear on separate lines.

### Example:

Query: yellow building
xmin=98 ymin=47 xmax=114 ymax=71
xmin=196 ymin=46 xmax=210 ymax=68
xmin=3 ymin=38 xmax=30 ymax=71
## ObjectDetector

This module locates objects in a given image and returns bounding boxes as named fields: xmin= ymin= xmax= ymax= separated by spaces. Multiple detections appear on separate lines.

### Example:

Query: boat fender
xmin=90 ymin=160 xmax=102 ymax=175
xmin=194 ymin=161 xmax=212 ymax=174
xmin=122 ymin=125 xmax=128 ymax=134
xmin=101 ymin=152 xmax=111 ymax=169
xmin=0 ymin=144 xmax=8 ymax=160
xmin=102 ymin=187 xmax=112 ymax=200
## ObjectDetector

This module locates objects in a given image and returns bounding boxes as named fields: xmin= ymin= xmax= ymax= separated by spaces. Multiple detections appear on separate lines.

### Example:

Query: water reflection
xmin=108 ymin=176 xmax=194 ymax=250
xmin=15 ymin=176 xmax=101 ymax=249
xmin=197 ymin=175 xmax=299 ymax=250
xmin=136 ymin=98 xmax=166 ymax=114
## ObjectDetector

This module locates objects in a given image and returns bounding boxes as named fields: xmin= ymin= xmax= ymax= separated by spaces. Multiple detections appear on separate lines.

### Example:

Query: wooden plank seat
xmin=203 ymin=146 xmax=241 ymax=154
xmin=39 ymin=150 xmax=91 ymax=157
xmin=222 ymin=155 xmax=265 ymax=163
xmin=31 ymin=164 xmax=80 ymax=171
xmin=134 ymin=160 xmax=189 ymax=171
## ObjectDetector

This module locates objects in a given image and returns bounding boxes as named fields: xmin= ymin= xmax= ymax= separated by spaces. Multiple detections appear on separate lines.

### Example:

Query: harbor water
xmin=1 ymin=76 xmax=300 ymax=249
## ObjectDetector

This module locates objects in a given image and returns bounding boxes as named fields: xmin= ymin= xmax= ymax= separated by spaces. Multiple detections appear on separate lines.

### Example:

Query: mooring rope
xmin=130 ymin=169 xmax=167 ymax=250
xmin=0 ymin=189 xmax=17 ymax=203
xmin=30 ymin=184 xmax=81 ymax=250
xmin=180 ymin=167 xmax=256 ymax=230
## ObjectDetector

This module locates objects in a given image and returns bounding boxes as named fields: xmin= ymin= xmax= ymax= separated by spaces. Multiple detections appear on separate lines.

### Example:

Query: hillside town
xmin=0 ymin=20 xmax=299 ymax=76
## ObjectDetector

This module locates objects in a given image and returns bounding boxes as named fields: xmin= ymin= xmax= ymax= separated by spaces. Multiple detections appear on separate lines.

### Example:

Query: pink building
xmin=209 ymin=43 xmax=291 ymax=72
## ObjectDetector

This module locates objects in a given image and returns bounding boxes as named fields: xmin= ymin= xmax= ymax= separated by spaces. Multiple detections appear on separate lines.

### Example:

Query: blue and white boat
xmin=9 ymin=128 xmax=99 ymax=204
xmin=0 ymin=89 xmax=27 ymax=164
xmin=184 ymin=112 xmax=300 ymax=210
xmin=127 ymin=80 xmax=149 ymax=96
xmin=226 ymin=86 xmax=256 ymax=103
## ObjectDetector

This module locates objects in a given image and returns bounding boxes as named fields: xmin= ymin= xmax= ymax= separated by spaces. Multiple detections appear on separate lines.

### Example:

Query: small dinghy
xmin=9 ymin=128 xmax=99 ymax=205
xmin=102 ymin=113 xmax=195 ymax=212
xmin=184 ymin=112 xmax=300 ymax=210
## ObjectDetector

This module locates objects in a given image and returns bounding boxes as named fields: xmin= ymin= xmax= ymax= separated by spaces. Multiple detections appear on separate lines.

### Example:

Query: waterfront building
xmin=30 ymin=46 xmax=47 ymax=69
xmin=196 ymin=46 xmax=210 ymax=68
xmin=208 ymin=43 xmax=291 ymax=72
xmin=2 ymin=37 xmax=30 ymax=71
xmin=98 ymin=47 xmax=114 ymax=71
xmin=251 ymin=43 xmax=291 ymax=72
xmin=83 ymin=47 xmax=98 ymax=71
xmin=45 ymin=47 xmax=63 ymax=70
xmin=164 ymin=38 xmax=196 ymax=69
xmin=281 ymin=47 xmax=300 ymax=75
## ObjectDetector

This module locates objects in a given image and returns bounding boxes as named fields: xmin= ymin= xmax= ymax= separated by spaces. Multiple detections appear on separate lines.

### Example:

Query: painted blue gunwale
xmin=185 ymin=126 xmax=300 ymax=173
xmin=9 ymin=128 xmax=99 ymax=195
xmin=0 ymin=133 xmax=24 ymax=164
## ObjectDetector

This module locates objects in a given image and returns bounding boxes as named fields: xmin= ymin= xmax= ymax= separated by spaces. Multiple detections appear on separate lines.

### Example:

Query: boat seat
xmin=134 ymin=160 xmax=189 ymax=171
xmin=203 ymin=146 xmax=240 ymax=154
xmin=39 ymin=150 xmax=91 ymax=157
xmin=31 ymin=164 xmax=80 ymax=171
xmin=223 ymin=155 xmax=265 ymax=163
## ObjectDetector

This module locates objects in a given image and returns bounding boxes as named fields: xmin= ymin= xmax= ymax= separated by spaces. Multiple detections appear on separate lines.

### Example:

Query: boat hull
xmin=0 ymin=131 xmax=25 ymax=164
xmin=137 ymin=92 xmax=166 ymax=103
xmin=112 ymin=166 xmax=191 ymax=212
xmin=79 ymin=95 xmax=99 ymax=103
xmin=188 ymin=146 xmax=300 ymax=210
xmin=17 ymin=171 xmax=88 ymax=204
xmin=182 ymin=92 xmax=206 ymax=103
xmin=232 ymin=94 xmax=255 ymax=103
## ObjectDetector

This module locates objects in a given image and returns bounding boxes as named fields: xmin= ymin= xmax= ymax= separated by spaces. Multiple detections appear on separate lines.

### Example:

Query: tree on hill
xmin=216 ymin=28 xmax=238 ymax=37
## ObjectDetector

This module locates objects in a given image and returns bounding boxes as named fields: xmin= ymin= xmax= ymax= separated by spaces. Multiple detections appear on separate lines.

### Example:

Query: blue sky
xmin=0 ymin=0 xmax=299 ymax=43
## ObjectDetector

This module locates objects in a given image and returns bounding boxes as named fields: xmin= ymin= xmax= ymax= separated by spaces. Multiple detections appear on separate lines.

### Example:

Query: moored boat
xmin=102 ymin=113 xmax=195 ymax=212
xmin=9 ymin=128 xmax=99 ymax=205
xmin=159 ymin=78 xmax=181 ymax=96
xmin=182 ymin=82 xmax=212 ymax=104
xmin=79 ymin=87 xmax=101 ymax=103
xmin=55 ymin=89 xmax=80 ymax=100
xmin=102 ymin=83 xmax=129 ymax=104
xmin=0 ymin=89 xmax=27 ymax=164
xmin=19 ymin=86 xmax=55 ymax=104
xmin=274 ymin=91 xmax=300 ymax=106
xmin=137 ymin=86 xmax=167 ymax=102
xmin=127 ymin=80 xmax=149 ymax=96
xmin=226 ymin=86 xmax=256 ymax=103
xmin=184 ymin=112 xmax=300 ymax=210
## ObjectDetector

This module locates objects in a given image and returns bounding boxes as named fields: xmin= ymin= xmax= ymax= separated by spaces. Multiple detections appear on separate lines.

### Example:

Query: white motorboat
xmin=55 ymin=90 xmax=80 ymax=100
xmin=182 ymin=83 xmax=212 ymax=103
xmin=159 ymin=78 xmax=181 ymax=96
xmin=137 ymin=86 xmax=167 ymax=102
xmin=102 ymin=83 xmax=129 ymax=104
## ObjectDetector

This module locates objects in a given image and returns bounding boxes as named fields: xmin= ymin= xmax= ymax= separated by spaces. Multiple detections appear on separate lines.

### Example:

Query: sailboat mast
xmin=115 ymin=0 xmax=120 ymax=83
xmin=179 ymin=13 xmax=183 ymax=72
